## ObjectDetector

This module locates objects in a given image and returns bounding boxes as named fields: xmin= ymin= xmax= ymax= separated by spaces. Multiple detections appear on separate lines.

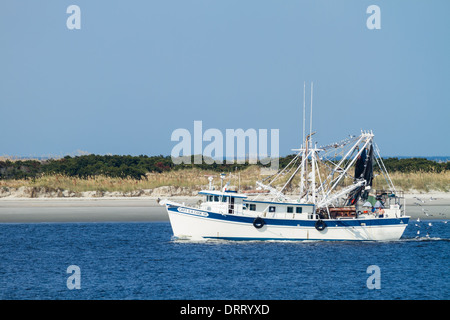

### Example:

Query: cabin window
xmin=287 ymin=206 xmax=293 ymax=213
xmin=296 ymin=207 xmax=302 ymax=214
xmin=222 ymin=196 xmax=228 ymax=202
xmin=214 ymin=196 xmax=219 ymax=202
xmin=249 ymin=204 xmax=256 ymax=211
xmin=269 ymin=206 xmax=276 ymax=213
xmin=208 ymin=195 xmax=213 ymax=202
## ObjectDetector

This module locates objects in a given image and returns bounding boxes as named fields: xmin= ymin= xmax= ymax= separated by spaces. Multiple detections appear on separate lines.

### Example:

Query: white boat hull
xmin=166 ymin=204 xmax=409 ymax=241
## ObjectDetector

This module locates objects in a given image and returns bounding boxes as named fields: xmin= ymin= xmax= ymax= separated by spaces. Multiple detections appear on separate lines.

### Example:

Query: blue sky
xmin=1 ymin=0 xmax=449 ymax=158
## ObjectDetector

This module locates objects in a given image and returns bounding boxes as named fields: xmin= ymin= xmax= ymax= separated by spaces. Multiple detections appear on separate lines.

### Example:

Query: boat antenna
xmin=220 ymin=173 xmax=225 ymax=190
xmin=205 ymin=175 xmax=214 ymax=190
xmin=303 ymin=81 xmax=306 ymax=147
xmin=310 ymin=81 xmax=313 ymax=148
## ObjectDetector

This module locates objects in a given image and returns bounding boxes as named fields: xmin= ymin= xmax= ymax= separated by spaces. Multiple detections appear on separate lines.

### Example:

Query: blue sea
xmin=0 ymin=220 xmax=448 ymax=300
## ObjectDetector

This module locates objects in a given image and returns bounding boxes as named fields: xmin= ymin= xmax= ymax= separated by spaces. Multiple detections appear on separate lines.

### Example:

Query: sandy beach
xmin=0 ymin=192 xmax=448 ymax=223
xmin=0 ymin=197 xmax=200 ymax=223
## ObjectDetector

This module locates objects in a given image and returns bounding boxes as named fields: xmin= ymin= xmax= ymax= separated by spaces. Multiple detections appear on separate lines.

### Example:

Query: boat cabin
xmin=243 ymin=200 xmax=316 ymax=219
xmin=198 ymin=190 xmax=317 ymax=219
xmin=199 ymin=190 xmax=247 ymax=214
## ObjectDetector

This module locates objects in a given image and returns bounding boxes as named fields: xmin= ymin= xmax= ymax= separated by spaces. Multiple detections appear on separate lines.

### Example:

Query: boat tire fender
xmin=315 ymin=219 xmax=327 ymax=231
xmin=253 ymin=217 xmax=265 ymax=229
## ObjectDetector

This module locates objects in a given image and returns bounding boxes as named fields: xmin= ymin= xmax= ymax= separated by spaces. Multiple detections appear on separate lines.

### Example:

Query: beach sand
xmin=0 ymin=193 xmax=448 ymax=223
xmin=0 ymin=197 xmax=200 ymax=223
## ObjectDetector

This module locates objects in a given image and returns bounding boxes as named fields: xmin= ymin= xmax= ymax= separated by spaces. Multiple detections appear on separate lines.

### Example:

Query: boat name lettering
xmin=178 ymin=207 xmax=209 ymax=217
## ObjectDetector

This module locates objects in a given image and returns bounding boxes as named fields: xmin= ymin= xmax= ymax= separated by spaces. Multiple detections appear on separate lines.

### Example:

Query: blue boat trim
xmin=243 ymin=199 xmax=315 ymax=206
xmin=198 ymin=191 xmax=247 ymax=198
xmin=203 ymin=237 xmax=371 ymax=241
xmin=167 ymin=205 xmax=410 ymax=227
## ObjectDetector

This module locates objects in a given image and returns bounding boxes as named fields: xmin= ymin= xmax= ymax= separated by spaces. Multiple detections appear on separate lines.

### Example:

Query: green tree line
xmin=0 ymin=154 xmax=448 ymax=180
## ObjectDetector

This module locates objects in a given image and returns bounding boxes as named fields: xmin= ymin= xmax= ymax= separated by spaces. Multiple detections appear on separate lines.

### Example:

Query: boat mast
xmin=309 ymin=82 xmax=313 ymax=145
xmin=299 ymin=82 xmax=307 ymax=196
xmin=303 ymin=81 xmax=306 ymax=147
xmin=309 ymin=82 xmax=315 ymax=203
xmin=299 ymin=82 xmax=318 ymax=203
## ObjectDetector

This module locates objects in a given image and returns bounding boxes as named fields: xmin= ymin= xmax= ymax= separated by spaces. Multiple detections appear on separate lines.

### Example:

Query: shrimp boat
xmin=160 ymin=129 xmax=409 ymax=241
xmin=160 ymin=85 xmax=409 ymax=241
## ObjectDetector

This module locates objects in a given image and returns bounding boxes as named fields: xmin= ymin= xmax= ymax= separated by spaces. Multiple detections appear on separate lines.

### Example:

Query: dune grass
xmin=0 ymin=167 xmax=262 ymax=194
xmin=0 ymin=166 xmax=448 ymax=194
xmin=375 ymin=171 xmax=450 ymax=192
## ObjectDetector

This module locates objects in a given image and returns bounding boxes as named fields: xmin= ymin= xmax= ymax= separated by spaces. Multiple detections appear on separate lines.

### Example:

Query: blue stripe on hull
xmin=167 ymin=205 xmax=410 ymax=227
xmin=203 ymin=237 xmax=372 ymax=242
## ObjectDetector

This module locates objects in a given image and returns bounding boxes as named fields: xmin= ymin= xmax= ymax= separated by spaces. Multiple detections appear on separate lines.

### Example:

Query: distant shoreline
xmin=0 ymin=192 xmax=448 ymax=223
